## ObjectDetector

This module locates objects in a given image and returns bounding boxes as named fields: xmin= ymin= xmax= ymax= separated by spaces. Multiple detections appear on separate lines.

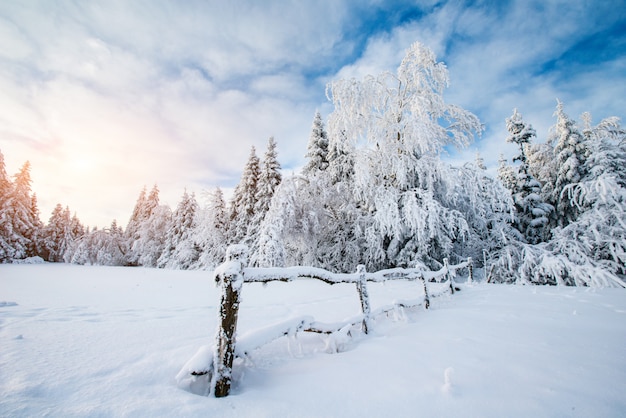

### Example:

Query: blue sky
xmin=0 ymin=0 xmax=624 ymax=227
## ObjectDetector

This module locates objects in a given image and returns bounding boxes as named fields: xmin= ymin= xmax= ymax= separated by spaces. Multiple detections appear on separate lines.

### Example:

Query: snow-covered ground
xmin=1 ymin=263 xmax=625 ymax=417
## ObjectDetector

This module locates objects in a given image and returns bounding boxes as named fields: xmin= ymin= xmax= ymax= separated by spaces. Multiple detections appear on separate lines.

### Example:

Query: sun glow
xmin=69 ymin=156 xmax=95 ymax=173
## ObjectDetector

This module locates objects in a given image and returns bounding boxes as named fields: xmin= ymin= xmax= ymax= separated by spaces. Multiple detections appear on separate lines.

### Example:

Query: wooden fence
xmin=177 ymin=244 xmax=473 ymax=397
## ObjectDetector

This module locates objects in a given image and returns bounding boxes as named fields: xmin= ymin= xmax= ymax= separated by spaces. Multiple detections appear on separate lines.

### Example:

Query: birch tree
xmin=326 ymin=41 xmax=482 ymax=268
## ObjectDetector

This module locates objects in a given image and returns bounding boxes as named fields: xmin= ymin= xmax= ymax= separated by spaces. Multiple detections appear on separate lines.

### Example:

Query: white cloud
xmin=0 ymin=0 xmax=624 ymax=227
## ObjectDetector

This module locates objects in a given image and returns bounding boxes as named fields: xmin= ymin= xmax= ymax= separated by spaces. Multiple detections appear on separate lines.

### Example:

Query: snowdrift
xmin=1 ymin=263 xmax=625 ymax=417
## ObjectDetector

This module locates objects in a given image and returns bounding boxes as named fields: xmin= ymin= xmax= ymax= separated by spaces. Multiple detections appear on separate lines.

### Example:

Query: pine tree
xmin=475 ymin=152 xmax=487 ymax=171
xmin=158 ymin=190 xmax=198 ymax=269
xmin=550 ymin=101 xmax=588 ymax=226
xmin=66 ymin=220 xmax=126 ymax=266
xmin=254 ymin=137 xmax=282 ymax=221
xmin=193 ymin=187 xmax=229 ymax=269
xmin=229 ymin=147 xmax=260 ymax=244
xmin=302 ymin=111 xmax=329 ymax=175
xmin=582 ymin=112 xmax=626 ymax=187
xmin=125 ymin=185 xmax=164 ymax=266
xmin=0 ymin=149 xmax=14 ymax=262
xmin=42 ymin=204 xmax=72 ymax=262
xmin=248 ymin=137 xmax=282 ymax=259
xmin=5 ymin=162 xmax=40 ymax=259
xmin=252 ymin=191 xmax=286 ymax=268
xmin=125 ymin=186 xmax=148 ymax=243
xmin=526 ymin=136 xmax=557 ymax=208
xmin=326 ymin=129 xmax=355 ymax=185
xmin=505 ymin=109 xmax=553 ymax=244
xmin=497 ymin=154 xmax=516 ymax=192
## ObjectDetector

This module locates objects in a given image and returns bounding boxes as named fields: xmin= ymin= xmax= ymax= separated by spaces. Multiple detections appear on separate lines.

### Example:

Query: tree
xmin=125 ymin=185 xmax=164 ymax=266
xmin=229 ymin=147 xmax=260 ymax=244
xmin=0 ymin=149 xmax=14 ymax=262
xmin=489 ymin=109 xmax=626 ymax=288
xmin=550 ymin=100 xmax=588 ymax=226
xmin=135 ymin=204 xmax=171 ymax=267
xmin=5 ymin=162 xmax=40 ymax=259
xmin=255 ymin=137 xmax=282 ymax=216
xmin=497 ymin=154 xmax=516 ymax=192
xmin=302 ymin=111 xmax=329 ymax=175
xmin=505 ymin=109 xmax=553 ymax=244
xmin=158 ymin=190 xmax=199 ymax=269
xmin=42 ymin=204 xmax=72 ymax=262
xmin=248 ymin=137 xmax=282 ymax=260
xmin=582 ymin=112 xmax=626 ymax=188
xmin=449 ymin=161 xmax=517 ymax=265
xmin=326 ymin=41 xmax=482 ymax=269
xmin=193 ymin=187 xmax=229 ymax=269
xmin=66 ymin=221 xmax=126 ymax=266
xmin=251 ymin=188 xmax=286 ymax=268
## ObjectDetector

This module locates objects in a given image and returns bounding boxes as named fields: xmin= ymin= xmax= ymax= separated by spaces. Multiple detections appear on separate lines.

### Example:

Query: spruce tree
xmin=254 ymin=137 xmax=282 ymax=220
xmin=229 ymin=146 xmax=260 ymax=244
xmin=302 ymin=111 xmax=329 ymax=175
xmin=550 ymin=101 xmax=588 ymax=226
xmin=248 ymin=137 xmax=282 ymax=258
xmin=159 ymin=190 xmax=198 ymax=269
xmin=505 ymin=109 xmax=552 ymax=244
xmin=0 ymin=150 xmax=14 ymax=261
xmin=193 ymin=187 xmax=229 ymax=269
xmin=497 ymin=154 xmax=516 ymax=192
xmin=42 ymin=204 xmax=72 ymax=262
xmin=125 ymin=185 xmax=164 ymax=266
xmin=6 ymin=162 xmax=40 ymax=259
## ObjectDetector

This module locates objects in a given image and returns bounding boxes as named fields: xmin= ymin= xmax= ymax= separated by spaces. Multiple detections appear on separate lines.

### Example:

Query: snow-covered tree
xmin=448 ymin=161 xmax=517 ymax=265
xmin=552 ymin=112 xmax=626 ymax=277
xmin=158 ymin=190 xmax=199 ymax=269
xmin=134 ymin=204 xmax=171 ymax=267
xmin=229 ymin=147 xmax=260 ymax=244
xmin=251 ymin=188 xmax=286 ymax=268
xmin=489 ymin=109 xmax=626 ymax=288
xmin=193 ymin=187 xmax=229 ymax=269
xmin=326 ymin=41 xmax=482 ymax=269
xmin=42 ymin=204 xmax=73 ymax=262
xmin=474 ymin=152 xmax=487 ymax=171
xmin=0 ymin=149 xmax=14 ymax=262
xmin=125 ymin=186 xmax=148 ymax=241
xmin=125 ymin=185 xmax=165 ymax=266
xmin=505 ymin=109 xmax=553 ymax=244
xmin=67 ymin=221 xmax=126 ymax=266
xmin=526 ymin=136 xmax=557 ymax=207
xmin=4 ymin=162 xmax=41 ymax=260
xmin=582 ymin=112 xmax=626 ymax=188
xmin=247 ymin=137 xmax=282 ymax=260
xmin=302 ymin=111 xmax=329 ymax=175
xmin=497 ymin=154 xmax=517 ymax=192
xmin=550 ymin=101 xmax=588 ymax=226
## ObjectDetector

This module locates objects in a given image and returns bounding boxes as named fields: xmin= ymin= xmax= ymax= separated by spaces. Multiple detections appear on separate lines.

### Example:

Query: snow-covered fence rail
xmin=179 ymin=245 xmax=472 ymax=397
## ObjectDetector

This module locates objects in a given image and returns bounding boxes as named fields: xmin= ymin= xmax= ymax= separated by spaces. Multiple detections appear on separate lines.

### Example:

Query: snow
xmin=2 ymin=263 xmax=626 ymax=417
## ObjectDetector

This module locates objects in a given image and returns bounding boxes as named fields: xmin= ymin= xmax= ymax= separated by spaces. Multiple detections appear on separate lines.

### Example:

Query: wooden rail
xmin=178 ymin=245 xmax=473 ymax=397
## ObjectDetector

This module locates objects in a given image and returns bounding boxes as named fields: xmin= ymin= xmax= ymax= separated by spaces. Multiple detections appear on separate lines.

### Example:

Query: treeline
xmin=0 ymin=136 xmax=282 ymax=270
xmin=1 ymin=42 xmax=624 ymax=287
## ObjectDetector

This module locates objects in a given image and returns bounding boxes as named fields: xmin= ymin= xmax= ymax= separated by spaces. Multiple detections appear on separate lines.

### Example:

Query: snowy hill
xmin=1 ymin=264 xmax=625 ymax=417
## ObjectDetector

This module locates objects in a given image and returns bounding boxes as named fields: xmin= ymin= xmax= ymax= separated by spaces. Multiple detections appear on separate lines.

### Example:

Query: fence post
xmin=212 ymin=244 xmax=247 ymax=398
xmin=467 ymin=257 xmax=473 ymax=285
xmin=444 ymin=258 xmax=454 ymax=294
xmin=483 ymin=249 xmax=488 ymax=282
xmin=421 ymin=275 xmax=430 ymax=309
xmin=355 ymin=265 xmax=371 ymax=334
